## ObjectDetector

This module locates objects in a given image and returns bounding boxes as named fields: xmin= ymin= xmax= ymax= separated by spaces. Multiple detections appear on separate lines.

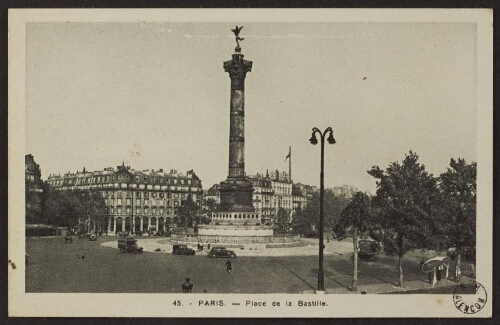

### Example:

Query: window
xmin=136 ymin=207 xmax=141 ymax=214
xmin=110 ymin=207 xmax=114 ymax=213
xmin=117 ymin=198 xmax=122 ymax=206
xmin=126 ymin=208 xmax=130 ymax=214
xmin=117 ymin=207 xmax=122 ymax=214
xmin=174 ymin=201 xmax=179 ymax=206
xmin=144 ymin=199 xmax=149 ymax=206
xmin=145 ymin=192 xmax=149 ymax=198
xmin=126 ymin=198 xmax=131 ymax=205
xmin=136 ymin=199 xmax=141 ymax=205
xmin=145 ymin=208 xmax=148 ymax=214
xmin=136 ymin=192 xmax=141 ymax=197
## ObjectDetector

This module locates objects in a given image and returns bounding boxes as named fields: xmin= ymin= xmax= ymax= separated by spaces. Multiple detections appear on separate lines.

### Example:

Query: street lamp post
xmin=309 ymin=127 xmax=336 ymax=293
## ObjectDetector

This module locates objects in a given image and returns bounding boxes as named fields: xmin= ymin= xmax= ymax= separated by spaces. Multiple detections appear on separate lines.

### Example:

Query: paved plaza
xmin=25 ymin=236 xmax=472 ymax=294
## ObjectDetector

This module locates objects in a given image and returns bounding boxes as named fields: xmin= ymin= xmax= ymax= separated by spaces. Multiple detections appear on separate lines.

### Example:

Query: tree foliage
xmin=438 ymin=158 xmax=476 ymax=274
xmin=368 ymin=151 xmax=439 ymax=286
xmin=41 ymin=187 xmax=107 ymax=233
xmin=177 ymin=194 xmax=199 ymax=228
xmin=333 ymin=192 xmax=373 ymax=240
xmin=333 ymin=191 xmax=374 ymax=291
xmin=201 ymin=198 xmax=217 ymax=225
xmin=275 ymin=208 xmax=290 ymax=231
xmin=292 ymin=190 xmax=350 ymax=236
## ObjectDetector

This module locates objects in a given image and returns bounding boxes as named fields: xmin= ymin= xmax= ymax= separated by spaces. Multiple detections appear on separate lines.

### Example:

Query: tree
xmin=438 ymin=158 xmax=476 ymax=278
xmin=275 ymin=208 xmax=290 ymax=231
xmin=76 ymin=190 xmax=107 ymax=233
xmin=42 ymin=188 xmax=80 ymax=233
xmin=42 ymin=187 xmax=107 ymax=234
xmin=177 ymin=194 xmax=198 ymax=229
xmin=333 ymin=192 xmax=373 ymax=291
xmin=292 ymin=206 xmax=314 ymax=235
xmin=202 ymin=198 xmax=217 ymax=224
xmin=298 ymin=190 xmax=350 ymax=237
xmin=368 ymin=151 xmax=439 ymax=287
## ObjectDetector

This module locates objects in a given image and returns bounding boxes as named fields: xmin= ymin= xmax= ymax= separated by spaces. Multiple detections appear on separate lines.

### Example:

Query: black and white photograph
xmin=9 ymin=9 xmax=493 ymax=318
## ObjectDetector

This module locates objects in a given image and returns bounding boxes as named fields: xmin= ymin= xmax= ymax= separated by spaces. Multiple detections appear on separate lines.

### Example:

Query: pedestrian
xmin=470 ymin=263 xmax=475 ymax=278
xmin=436 ymin=265 xmax=442 ymax=281
xmin=207 ymin=241 xmax=211 ymax=250
xmin=455 ymin=265 xmax=462 ymax=282
xmin=225 ymin=260 xmax=232 ymax=273
xmin=182 ymin=278 xmax=193 ymax=293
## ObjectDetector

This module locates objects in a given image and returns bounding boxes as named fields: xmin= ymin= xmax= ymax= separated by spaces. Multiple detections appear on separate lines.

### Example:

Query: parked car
xmin=207 ymin=247 xmax=237 ymax=258
xmin=172 ymin=244 xmax=196 ymax=255
xmin=118 ymin=237 xmax=143 ymax=253
xmin=89 ymin=234 xmax=98 ymax=241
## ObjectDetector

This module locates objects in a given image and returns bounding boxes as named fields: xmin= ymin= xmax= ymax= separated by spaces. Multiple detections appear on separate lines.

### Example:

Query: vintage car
xmin=351 ymin=240 xmax=381 ymax=261
xmin=172 ymin=244 xmax=196 ymax=255
xmin=118 ymin=237 xmax=143 ymax=253
xmin=89 ymin=234 xmax=98 ymax=241
xmin=207 ymin=247 xmax=237 ymax=258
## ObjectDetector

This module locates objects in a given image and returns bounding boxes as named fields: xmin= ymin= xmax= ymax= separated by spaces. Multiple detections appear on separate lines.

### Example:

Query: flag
xmin=284 ymin=146 xmax=291 ymax=161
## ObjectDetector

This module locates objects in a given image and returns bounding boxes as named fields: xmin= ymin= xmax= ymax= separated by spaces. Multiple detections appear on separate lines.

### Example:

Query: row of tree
xmin=40 ymin=186 xmax=108 ymax=234
xmin=333 ymin=151 xmax=476 ymax=290
xmin=292 ymin=191 xmax=350 ymax=236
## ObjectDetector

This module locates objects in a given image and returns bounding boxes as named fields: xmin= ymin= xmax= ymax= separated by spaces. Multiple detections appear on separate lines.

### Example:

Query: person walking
xmin=182 ymin=278 xmax=193 ymax=293
xmin=225 ymin=260 xmax=232 ymax=273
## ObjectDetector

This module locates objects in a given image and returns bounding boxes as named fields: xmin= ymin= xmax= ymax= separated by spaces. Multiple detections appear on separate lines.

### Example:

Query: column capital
xmin=224 ymin=54 xmax=252 ymax=90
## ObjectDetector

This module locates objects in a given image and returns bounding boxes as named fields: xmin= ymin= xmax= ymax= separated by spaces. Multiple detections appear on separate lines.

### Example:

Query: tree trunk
xmin=352 ymin=228 xmax=358 ymax=291
xmin=456 ymin=248 xmax=462 ymax=281
xmin=398 ymin=255 xmax=404 ymax=287
xmin=398 ymin=235 xmax=404 ymax=287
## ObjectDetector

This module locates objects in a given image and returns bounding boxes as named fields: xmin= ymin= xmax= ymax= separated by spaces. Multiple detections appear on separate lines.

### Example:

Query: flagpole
xmin=289 ymin=146 xmax=292 ymax=182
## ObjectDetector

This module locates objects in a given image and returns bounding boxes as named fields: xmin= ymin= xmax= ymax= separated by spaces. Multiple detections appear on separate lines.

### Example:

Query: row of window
xmin=49 ymin=175 xmax=197 ymax=186
xmin=110 ymin=207 xmax=175 ymax=215
xmin=106 ymin=198 xmax=182 ymax=207
xmin=102 ymin=191 xmax=196 ymax=199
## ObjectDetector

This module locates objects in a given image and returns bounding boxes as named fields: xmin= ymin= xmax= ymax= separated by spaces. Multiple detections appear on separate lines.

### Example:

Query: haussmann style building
xmin=46 ymin=163 xmax=203 ymax=234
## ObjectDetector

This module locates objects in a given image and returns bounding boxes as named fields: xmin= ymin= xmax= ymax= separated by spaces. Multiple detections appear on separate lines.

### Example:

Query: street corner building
xmin=45 ymin=163 xmax=203 ymax=234
xmin=25 ymin=154 xmax=44 ymax=223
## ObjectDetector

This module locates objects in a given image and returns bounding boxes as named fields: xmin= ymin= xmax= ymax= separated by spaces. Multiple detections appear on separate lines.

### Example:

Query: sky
xmin=25 ymin=22 xmax=477 ymax=193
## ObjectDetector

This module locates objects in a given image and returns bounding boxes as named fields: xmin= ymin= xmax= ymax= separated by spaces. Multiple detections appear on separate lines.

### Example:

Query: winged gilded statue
xmin=231 ymin=25 xmax=245 ymax=48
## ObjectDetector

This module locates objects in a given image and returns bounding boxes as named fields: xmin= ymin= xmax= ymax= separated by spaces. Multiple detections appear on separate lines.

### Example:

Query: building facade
xmin=333 ymin=185 xmax=358 ymax=199
xmin=207 ymin=170 xmax=312 ymax=227
xmin=46 ymin=163 xmax=203 ymax=234
xmin=25 ymin=154 xmax=44 ymax=223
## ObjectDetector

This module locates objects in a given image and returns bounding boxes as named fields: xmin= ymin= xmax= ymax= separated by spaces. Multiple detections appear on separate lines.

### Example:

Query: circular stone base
xmin=194 ymin=225 xmax=299 ymax=245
